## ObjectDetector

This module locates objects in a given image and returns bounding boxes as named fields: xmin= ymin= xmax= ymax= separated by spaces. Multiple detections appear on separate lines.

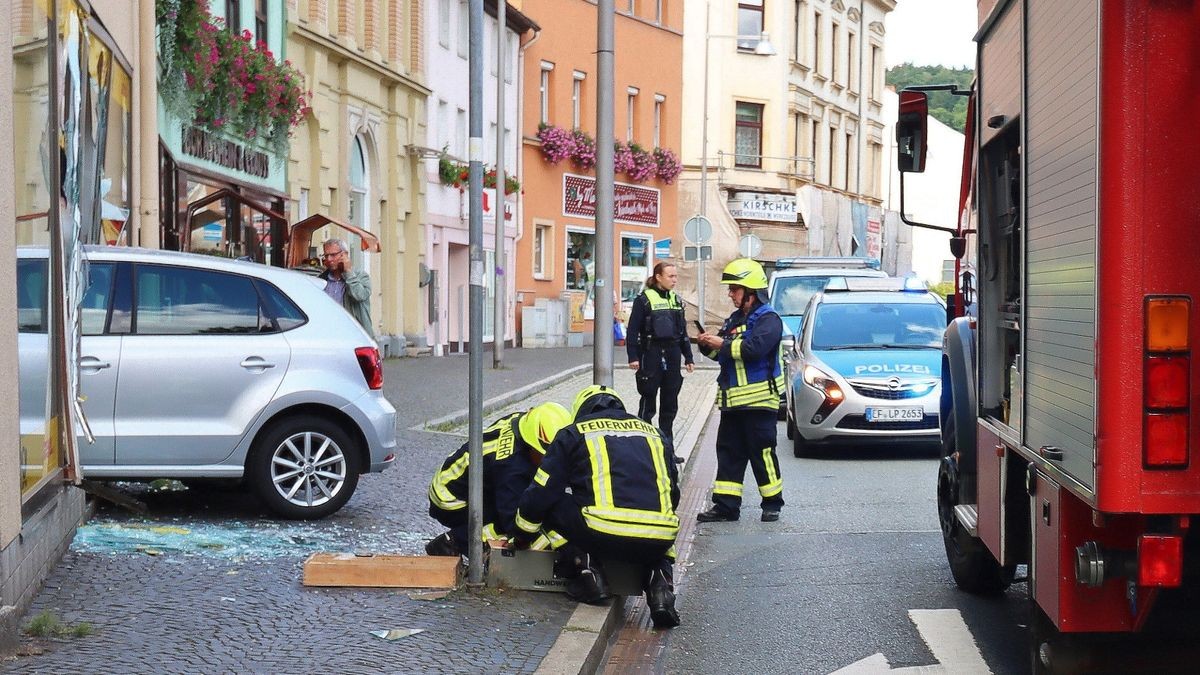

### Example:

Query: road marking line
xmin=830 ymin=609 xmax=990 ymax=674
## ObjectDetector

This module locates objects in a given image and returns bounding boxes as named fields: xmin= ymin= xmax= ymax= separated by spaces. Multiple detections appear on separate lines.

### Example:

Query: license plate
xmin=864 ymin=407 xmax=923 ymax=422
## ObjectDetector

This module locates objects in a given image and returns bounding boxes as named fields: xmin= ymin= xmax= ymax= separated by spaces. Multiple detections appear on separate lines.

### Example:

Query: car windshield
xmin=772 ymin=277 xmax=837 ymax=316
xmin=811 ymin=301 xmax=946 ymax=350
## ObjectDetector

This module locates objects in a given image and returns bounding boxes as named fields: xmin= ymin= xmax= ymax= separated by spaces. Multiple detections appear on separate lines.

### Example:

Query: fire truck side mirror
xmin=896 ymin=90 xmax=930 ymax=174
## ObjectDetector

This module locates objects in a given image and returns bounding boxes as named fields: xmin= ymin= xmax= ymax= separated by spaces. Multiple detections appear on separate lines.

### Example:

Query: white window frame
xmin=539 ymin=61 xmax=554 ymax=125
xmin=533 ymin=221 xmax=553 ymax=279
xmin=626 ymin=86 xmax=639 ymax=142
xmin=438 ymin=0 xmax=450 ymax=48
xmin=457 ymin=0 xmax=469 ymax=59
xmin=573 ymin=71 xmax=586 ymax=129
xmin=653 ymin=94 xmax=665 ymax=148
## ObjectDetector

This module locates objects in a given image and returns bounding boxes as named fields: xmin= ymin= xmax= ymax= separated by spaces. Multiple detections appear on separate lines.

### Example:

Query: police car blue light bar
xmin=774 ymin=256 xmax=882 ymax=271
xmin=822 ymin=277 xmax=926 ymax=293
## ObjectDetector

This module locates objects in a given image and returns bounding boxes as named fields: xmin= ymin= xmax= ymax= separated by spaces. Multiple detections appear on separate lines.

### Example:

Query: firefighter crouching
xmin=509 ymin=385 xmax=682 ymax=629
xmin=695 ymin=258 xmax=786 ymax=523
xmin=425 ymin=402 xmax=573 ymax=557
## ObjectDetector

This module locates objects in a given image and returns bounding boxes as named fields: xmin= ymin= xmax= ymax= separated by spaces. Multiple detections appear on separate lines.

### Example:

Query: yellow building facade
xmin=285 ymin=0 xmax=431 ymax=353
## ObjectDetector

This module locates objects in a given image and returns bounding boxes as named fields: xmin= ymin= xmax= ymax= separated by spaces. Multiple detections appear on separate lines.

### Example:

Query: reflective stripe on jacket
xmin=703 ymin=302 xmax=784 ymax=410
xmin=515 ymin=411 xmax=681 ymax=543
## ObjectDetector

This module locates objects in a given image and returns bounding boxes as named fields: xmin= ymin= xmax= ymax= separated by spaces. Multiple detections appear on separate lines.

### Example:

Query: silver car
xmin=17 ymin=247 xmax=396 ymax=519
xmin=784 ymin=279 xmax=945 ymax=457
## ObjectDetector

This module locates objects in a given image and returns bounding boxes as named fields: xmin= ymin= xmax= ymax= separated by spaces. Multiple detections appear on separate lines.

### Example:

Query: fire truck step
xmin=953 ymin=504 xmax=979 ymax=537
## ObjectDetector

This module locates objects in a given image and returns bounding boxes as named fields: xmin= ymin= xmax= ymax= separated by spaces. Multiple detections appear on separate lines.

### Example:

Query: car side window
xmin=134 ymin=265 xmax=266 ymax=335
xmin=255 ymin=280 xmax=308 ymax=332
xmin=81 ymin=262 xmax=114 ymax=336
xmin=16 ymin=259 xmax=48 ymax=333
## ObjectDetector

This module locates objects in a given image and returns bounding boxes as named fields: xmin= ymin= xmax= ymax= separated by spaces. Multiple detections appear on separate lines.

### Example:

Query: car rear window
xmin=811 ymin=302 xmax=946 ymax=350
xmin=256 ymin=280 xmax=308 ymax=332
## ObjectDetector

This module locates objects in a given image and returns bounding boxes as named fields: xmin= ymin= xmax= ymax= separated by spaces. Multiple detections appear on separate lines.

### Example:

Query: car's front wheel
xmin=248 ymin=416 xmax=360 ymax=519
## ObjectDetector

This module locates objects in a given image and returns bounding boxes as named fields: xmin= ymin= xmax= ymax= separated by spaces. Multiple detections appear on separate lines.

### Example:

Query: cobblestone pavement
xmin=5 ymin=348 xmax=606 ymax=674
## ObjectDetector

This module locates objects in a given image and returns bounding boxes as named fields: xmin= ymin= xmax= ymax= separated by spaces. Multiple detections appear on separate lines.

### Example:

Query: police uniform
xmin=626 ymin=286 xmax=694 ymax=440
xmin=512 ymin=386 xmax=682 ymax=627
xmin=428 ymin=413 xmax=537 ymax=549
xmin=698 ymin=260 xmax=786 ymax=521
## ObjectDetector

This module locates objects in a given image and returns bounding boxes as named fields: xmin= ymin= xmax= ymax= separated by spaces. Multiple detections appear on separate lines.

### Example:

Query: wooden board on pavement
xmin=302 ymin=552 xmax=461 ymax=588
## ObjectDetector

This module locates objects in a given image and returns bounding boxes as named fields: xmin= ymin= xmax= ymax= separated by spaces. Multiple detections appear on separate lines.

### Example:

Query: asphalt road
xmin=659 ymin=432 xmax=1030 ymax=675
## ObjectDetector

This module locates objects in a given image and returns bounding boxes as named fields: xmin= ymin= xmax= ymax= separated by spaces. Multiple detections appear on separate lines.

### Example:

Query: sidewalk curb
xmin=419 ymin=363 xmax=592 ymax=431
xmin=535 ymin=381 xmax=718 ymax=674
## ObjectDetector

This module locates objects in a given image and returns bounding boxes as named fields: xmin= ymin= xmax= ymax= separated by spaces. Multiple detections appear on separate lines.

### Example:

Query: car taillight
xmin=1145 ymin=297 xmax=1190 ymax=468
xmin=1138 ymin=534 xmax=1184 ymax=587
xmin=355 ymin=346 xmax=383 ymax=390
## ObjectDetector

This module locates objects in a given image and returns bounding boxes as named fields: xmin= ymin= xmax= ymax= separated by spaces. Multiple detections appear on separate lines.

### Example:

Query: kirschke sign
xmin=726 ymin=192 xmax=798 ymax=224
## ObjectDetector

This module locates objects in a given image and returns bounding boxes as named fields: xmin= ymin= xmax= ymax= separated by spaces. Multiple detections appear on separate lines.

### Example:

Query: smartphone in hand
xmin=693 ymin=320 xmax=707 ymax=334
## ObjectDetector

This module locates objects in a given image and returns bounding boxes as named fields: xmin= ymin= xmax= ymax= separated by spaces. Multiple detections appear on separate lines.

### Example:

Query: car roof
xmin=17 ymin=245 xmax=319 ymax=287
xmin=814 ymin=290 xmax=942 ymax=305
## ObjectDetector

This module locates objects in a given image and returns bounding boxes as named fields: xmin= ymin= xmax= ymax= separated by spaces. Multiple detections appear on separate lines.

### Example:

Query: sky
xmin=884 ymin=0 xmax=977 ymax=69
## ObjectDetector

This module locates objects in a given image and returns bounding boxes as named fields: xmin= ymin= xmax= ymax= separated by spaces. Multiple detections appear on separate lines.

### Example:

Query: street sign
xmin=738 ymin=233 xmax=763 ymax=258
xmin=683 ymin=215 xmax=712 ymax=244
xmin=683 ymin=245 xmax=713 ymax=262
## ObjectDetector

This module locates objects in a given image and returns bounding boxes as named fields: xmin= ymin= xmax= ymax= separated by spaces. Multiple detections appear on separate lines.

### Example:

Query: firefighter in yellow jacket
xmin=426 ymin=402 xmax=572 ymax=556
xmin=510 ymin=385 xmax=682 ymax=628
xmin=695 ymin=258 xmax=785 ymax=523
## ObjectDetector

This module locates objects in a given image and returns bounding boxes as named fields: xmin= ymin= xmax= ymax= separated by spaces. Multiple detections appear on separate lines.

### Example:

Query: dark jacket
xmin=625 ymin=287 xmax=694 ymax=365
xmin=701 ymin=301 xmax=784 ymax=410
xmin=513 ymin=408 xmax=680 ymax=543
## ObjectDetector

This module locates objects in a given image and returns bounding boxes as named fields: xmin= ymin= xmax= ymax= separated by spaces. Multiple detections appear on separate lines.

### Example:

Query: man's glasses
xmin=321 ymin=252 xmax=345 ymax=259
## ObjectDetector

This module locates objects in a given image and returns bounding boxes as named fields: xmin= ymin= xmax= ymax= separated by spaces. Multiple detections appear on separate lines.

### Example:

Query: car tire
xmin=248 ymin=415 xmax=361 ymax=520
xmin=785 ymin=407 xmax=796 ymax=440
xmin=937 ymin=414 xmax=1012 ymax=594
xmin=792 ymin=428 xmax=812 ymax=458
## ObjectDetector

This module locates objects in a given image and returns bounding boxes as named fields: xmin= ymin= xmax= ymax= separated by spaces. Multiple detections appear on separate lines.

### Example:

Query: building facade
xmin=4 ymin=0 xmax=151 ymax=648
xmin=286 ymin=0 xmax=431 ymax=353
xmin=422 ymin=0 xmax=537 ymax=353
xmin=515 ymin=0 xmax=684 ymax=346
xmin=679 ymin=0 xmax=897 ymax=324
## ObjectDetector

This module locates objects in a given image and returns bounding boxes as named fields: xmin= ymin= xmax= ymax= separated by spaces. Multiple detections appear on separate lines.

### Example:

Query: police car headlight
xmin=803 ymin=365 xmax=844 ymax=401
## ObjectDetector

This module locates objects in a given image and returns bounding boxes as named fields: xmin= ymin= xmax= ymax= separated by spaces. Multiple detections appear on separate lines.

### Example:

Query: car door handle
xmin=240 ymin=357 xmax=276 ymax=370
xmin=79 ymin=356 xmax=111 ymax=371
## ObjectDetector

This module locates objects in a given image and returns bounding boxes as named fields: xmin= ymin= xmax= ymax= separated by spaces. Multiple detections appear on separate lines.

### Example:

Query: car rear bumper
xmin=342 ymin=391 xmax=397 ymax=472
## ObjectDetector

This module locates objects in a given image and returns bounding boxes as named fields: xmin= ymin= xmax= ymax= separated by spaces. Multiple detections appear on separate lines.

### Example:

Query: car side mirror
xmin=897 ymin=90 xmax=929 ymax=174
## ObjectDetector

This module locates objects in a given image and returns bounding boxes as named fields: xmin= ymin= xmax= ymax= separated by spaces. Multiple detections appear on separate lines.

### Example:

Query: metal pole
xmin=698 ymin=2 xmax=710 ymax=325
xmin=467 ymin=0 xmax=486 ymax=585
xmin=593 ymin=0 xmax=615 ymax=386
xmin=493 ymin=0 xmax=507 ymax=369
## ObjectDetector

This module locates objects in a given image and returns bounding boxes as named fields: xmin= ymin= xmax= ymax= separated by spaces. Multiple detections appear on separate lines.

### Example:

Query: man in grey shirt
xmin=318 ymin=238 xmax=374 ymax=337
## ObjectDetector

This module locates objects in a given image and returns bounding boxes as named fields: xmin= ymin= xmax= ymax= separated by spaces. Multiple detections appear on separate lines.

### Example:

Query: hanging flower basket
xmin=438 ymin=149 xmax=519 ymax=195
xmin=536 ymin=123 xmax=575 ymax=164
xmin=613 ymin=141 xmax=635 ymax=175
xmin=570 ymin=129 xmax=597 ymax=170
xmin=626 ymin=143 xmax=657 ymax=182
xmin=536 ymin=124 xmax=682 ymax=186
xmin=156 ymin=0 xmax=310 ymax=157
xmin=653 ymin=147 xmax=682 ymax=184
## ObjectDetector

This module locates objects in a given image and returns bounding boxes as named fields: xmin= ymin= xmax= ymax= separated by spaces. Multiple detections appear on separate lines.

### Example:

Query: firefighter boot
xmin=564 ymin=554 xmax=611 ymax=605
xmin=645 ymin=569 xmax=681 ymax=629
xmin=424 ymin=532 xmax=462 ymax=557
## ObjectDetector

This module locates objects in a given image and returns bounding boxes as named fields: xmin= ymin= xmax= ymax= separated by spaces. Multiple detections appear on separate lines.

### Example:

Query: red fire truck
xmin=896 ymin=0 xmax=1200 ymax=671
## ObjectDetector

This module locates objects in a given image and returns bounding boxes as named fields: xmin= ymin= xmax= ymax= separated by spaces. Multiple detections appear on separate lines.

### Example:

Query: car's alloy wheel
xmin=250 ymin=416 xmax=360 ymax=519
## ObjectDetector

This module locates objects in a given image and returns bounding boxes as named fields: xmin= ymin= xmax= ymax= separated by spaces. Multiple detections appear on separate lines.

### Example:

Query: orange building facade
xmin=514 ymin=0 xmax=683 ymax=344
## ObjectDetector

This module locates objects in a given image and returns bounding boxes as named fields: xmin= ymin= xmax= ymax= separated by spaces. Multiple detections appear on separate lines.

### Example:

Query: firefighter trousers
xmin=636 ymin=341 xmax=684 ymax=441
xmin=710 ymin=408 xmax=785 ymax=517
xmin=541 ymin=491 xmax=676 ymax=589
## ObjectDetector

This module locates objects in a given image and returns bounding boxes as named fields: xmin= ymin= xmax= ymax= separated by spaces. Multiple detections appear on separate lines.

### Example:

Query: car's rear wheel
xmin=248 ymin=416 xmax=360 ymax=520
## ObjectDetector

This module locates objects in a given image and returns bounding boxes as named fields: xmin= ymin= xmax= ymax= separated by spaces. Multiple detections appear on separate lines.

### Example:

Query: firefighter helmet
xmin=720 ymin=258 xmax=768 ymax=290
xmin=571 ymin=385 xmax=626 ymax=419
xmin=518 ymin=402 xmax=572 ymax=455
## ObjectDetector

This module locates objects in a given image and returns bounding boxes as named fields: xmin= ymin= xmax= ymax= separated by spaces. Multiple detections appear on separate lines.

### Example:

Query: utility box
xmin=485 ymin=543 xmax=644 ymax=597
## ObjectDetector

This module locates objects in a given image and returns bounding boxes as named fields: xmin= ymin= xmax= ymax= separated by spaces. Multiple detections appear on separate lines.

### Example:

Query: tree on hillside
xmin=886 ymin=63 xmax=973 ymax=133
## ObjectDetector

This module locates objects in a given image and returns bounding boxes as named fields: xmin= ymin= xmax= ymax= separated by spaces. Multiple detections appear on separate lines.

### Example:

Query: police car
xmin=784 ymin=278 xmax=946 ymax=457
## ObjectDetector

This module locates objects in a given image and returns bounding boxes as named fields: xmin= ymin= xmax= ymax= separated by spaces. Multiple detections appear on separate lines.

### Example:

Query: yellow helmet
xmin=720 ymin=258 xmax=768 ymax=290
xmin=518 ymin=402 xmax=572 ymax=455
xmin=571 ymin=384 xmax=626 ymax=419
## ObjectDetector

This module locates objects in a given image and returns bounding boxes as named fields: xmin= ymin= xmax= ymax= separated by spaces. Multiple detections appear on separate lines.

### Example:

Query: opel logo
xmin=887 ymin=377 xmax=902 ymax=390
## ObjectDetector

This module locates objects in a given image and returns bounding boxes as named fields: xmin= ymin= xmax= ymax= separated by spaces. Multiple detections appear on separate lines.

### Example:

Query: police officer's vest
xmin=716 ymin=303 xmax=785 ymax=410
xmin=642 ymin=287 xmax=683 ymax=341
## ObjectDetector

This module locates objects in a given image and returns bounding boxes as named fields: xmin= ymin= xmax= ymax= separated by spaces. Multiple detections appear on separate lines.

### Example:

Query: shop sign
xmin=726 ymin=192 xmax=797 ymax=223
xmin=866 ymin=218 xmax=882 ymax=260
xmin=563 ymin=173 xmax=659 ymax=226
xmin=655 ymin=238 xmax=672 ymax=258
xmin=181 ymin=126 xmax=270 ymax=179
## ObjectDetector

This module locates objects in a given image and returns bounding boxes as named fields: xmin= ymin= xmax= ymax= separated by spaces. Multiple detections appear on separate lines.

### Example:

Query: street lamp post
xmin=697 ymin=1 xmax=775 ymax=323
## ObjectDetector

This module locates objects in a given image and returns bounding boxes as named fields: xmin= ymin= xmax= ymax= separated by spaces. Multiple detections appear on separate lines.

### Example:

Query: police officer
xmin=510 ymin=385 xmax=681 ymax=629
xmin=695 ymin=259 xmax=785 ymax=523
xmin=627 ymin=262 xmax=695 ymax=444
xmin=426 ymin=402 xmax=572 ymax=556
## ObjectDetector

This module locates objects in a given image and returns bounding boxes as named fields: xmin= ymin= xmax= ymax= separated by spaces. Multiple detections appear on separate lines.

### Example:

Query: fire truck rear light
xmin=1146 ymin=297 xmax=1189 ymax=353
xmin=1138 ymin=535 xmax=1183 ymax=587
xmin=1145 ymin=356 xmax=1190 ymax=409
xmin=1144 ymin=413 xmax=1189 ymax=467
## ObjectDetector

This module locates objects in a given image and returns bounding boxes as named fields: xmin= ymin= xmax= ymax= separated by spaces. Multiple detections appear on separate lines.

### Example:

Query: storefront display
xmin=567 ymin=231 xmax=596 ymax=320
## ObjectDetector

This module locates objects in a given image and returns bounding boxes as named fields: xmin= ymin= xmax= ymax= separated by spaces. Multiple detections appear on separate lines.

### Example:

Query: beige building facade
xmin=285 ymin=0 xmax=431 ymax=353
